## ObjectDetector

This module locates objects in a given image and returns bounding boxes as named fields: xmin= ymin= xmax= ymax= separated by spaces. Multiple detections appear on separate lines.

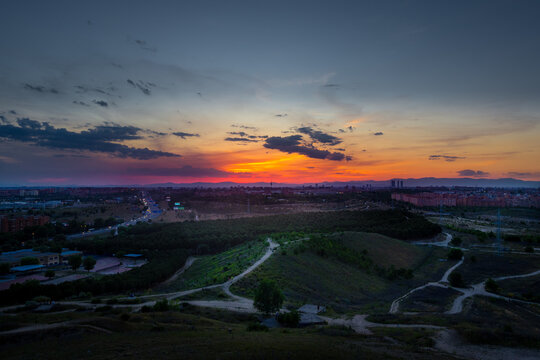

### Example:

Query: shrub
xmin=277 ymin=310 xmax=300 ymax=327
xmin=153 ymin=299 xmax=170 ymax=312
xmin=485 ymin=278 xmax=499 ymax=293
xmin=119 ymin=313 xmax=130 ymax=321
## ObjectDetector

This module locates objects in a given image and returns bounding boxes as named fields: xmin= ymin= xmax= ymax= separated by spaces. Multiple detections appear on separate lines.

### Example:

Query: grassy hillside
xmin=157 ymin=240 xmax=267 ymax=292
xmin=231 ymin=232 xmax=449 ymax=313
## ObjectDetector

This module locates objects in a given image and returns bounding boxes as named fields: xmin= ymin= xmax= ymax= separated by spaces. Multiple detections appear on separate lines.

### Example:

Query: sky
xmin=0 ymin=0 xmax=539 ymax=186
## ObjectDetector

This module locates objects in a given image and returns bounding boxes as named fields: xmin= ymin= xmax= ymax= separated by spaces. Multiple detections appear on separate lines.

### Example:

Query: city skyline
xmin=1 ymin=0 xmax=539 ymax=185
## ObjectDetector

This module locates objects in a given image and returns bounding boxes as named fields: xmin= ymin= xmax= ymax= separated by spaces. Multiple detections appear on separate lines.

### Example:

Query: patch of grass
xmin=174 ymin=288 xmax=231 ymax=301
xmin=494 ymin=274 xmax=540 ymax=302
xmin=399 ymin=286 xmax=462 ymax=313
xmin=157 ymin=240 xmax=267 ymax=292
xmin=458 ymin=251 xmax=540 ymax=284
xmin=371 ymin=327 xmax=436 ymax=348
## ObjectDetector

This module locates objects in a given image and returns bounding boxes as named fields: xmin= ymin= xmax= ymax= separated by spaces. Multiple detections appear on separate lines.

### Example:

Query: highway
xmin=67 ymin=191 xmax=161 ymax=239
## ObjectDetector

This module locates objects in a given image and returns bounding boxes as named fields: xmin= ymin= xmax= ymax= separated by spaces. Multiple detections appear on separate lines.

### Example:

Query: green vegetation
xmin=484 ymin=278 xmax=499 ymax=293
xmin=232 ymin=232 xmax=449 ymax=313
xmin=277 ymin=310 xmax=300 ymax=327
xmin=371 ymin=327 xmax=436 ymax=348
xmin=1 ymin=209 xmax=440 ymax=305
xmin=175 ymin=288 xmax=230 ymax=301
xmin=83 ymin=256 xmax=97 ymax=272
xmin=45 ymin=270 xmax=55 ymax=279
xmin=254 ymin=279 xmax=284 ymax=314
xmin=158 ymin=240 xmax=266 ymax=292
xmin=0 ymin=305 xmax=459 ymax=360
xmin=68 ymin=255 xmax=82 ymax=270
xmin=493 ymin=274 xmax=540 ymax=302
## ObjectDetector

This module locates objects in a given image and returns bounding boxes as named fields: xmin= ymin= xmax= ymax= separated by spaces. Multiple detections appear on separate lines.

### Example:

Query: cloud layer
xmin=0 ymin=119 xmax=180 ymax=160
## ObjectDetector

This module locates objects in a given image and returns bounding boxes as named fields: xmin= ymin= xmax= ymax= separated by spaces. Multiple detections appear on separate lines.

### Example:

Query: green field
xmin=157 ymin=240 xmax=267 ymax=292
xmin=493 ymin=274 xmax=540 ymax=302
xmin=231 ymin=232 xmax=450 ymax=313
xmin=458 ymin=252 xmax=540 ymax=284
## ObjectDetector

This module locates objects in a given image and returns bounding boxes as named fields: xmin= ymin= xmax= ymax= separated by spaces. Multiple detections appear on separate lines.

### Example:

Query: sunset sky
xmin=1 ymin=0 xmax=539 ymax=185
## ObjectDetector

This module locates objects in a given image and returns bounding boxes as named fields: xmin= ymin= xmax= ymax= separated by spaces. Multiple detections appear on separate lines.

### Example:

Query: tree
xmin=253 ymin=279 xmax=284 ymax=314
xmin=485 ymin=278 xmax=499 ymax=293
xmin=83 ymin=256 xmax=97 ymax=272
xmin=68 ymin=255 xmax=82 ymax=270
xmin=45 ymin=270 xmax=55 ymax=279
xmin=449 ymin=272 xmax=465 ymax=288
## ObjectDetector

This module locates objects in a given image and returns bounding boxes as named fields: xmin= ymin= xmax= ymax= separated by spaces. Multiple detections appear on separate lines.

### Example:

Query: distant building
xmin=0 ymin=249 xmax=60 ymax=266
xmin=0 ymin=215 xmax=50 ymax=233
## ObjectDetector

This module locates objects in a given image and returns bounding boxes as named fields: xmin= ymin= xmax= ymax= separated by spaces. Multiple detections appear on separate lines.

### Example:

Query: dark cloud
xmin=275 ymin=113 xmax=288 ymax=117
xmin=227 ymin=131 xmax=267 ymax=140
xmin=93 ymin=100 xmax=108 ymax=107
xmin=9 ymin=110 xmax=17 ymax=115
xmin=0 ymin=120 xmax=179 ymax=160
xmin=73 ymin=100 xmax=90 ymax=106
xmin=231 ymin=124 xmax=257 ymax=130
xmin=0 ymin=115 xmax=8 ymax=124
xmin=134 ymin=39 xmax=157 ymax=52
xmin=296 ymin=126 xmax=342 ymax=146
xmin=429 ymin=154 xmax=466 ymax=162
xmin=457 ymin=169 xmax=490 ymax=177
xmin=24 ymin=83 xmax=59 ymax=94
xmin=348 ymin=126 xmax=354 ymax=132
xmin=373 ymin=132 xmax=384 ymax=136
xmin=263 ymin=135 xmax=348 ymax=161
xmin=172 ymin=131 xmax=200 ymax=139
xmin=126 ymin=79 xmax=152 ymax=95
xmin=125 ymin=165 xmax=235 ymax=178
xmin=74 ymin=85 xmax=115 ymax=97
xmin=225 ymin=137 xmax=259 ymax=143
xmin=323 ymin=83 xmax=340 ymax=88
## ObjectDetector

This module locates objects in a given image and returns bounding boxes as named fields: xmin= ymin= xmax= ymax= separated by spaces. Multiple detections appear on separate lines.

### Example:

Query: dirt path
xmin=0 ymin=238 xmax=279 ymax=315
xmin=0 ymin=319 xmax=112 ymax=336
xmin=160 ymin=256 xmax=197 ymax=285
xmin=389 ymin=252 xmax=464 ymax=314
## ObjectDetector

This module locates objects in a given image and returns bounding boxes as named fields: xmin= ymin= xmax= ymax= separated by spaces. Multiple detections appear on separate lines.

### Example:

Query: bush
xmin=524 ymin=246 xmax=534 ymax=253
xmin=485 ymin=278 xmax=499 ymax=293
xmin=277 ymin=310 xmax=300 ymax=327
xmin=91 ymin=298 xmax=102 ymax=304
xmin=153 ymin=299 xmax=170 ymax=312
xmin=106 ymin=298 xmax=118 ymax=305
xmin=119 ymin=313 xmax=130 ymax=321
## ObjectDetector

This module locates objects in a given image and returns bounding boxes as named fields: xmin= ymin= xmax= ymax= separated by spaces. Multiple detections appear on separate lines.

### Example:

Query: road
xmin=67 ymin=191 xmax=161 ymax=239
